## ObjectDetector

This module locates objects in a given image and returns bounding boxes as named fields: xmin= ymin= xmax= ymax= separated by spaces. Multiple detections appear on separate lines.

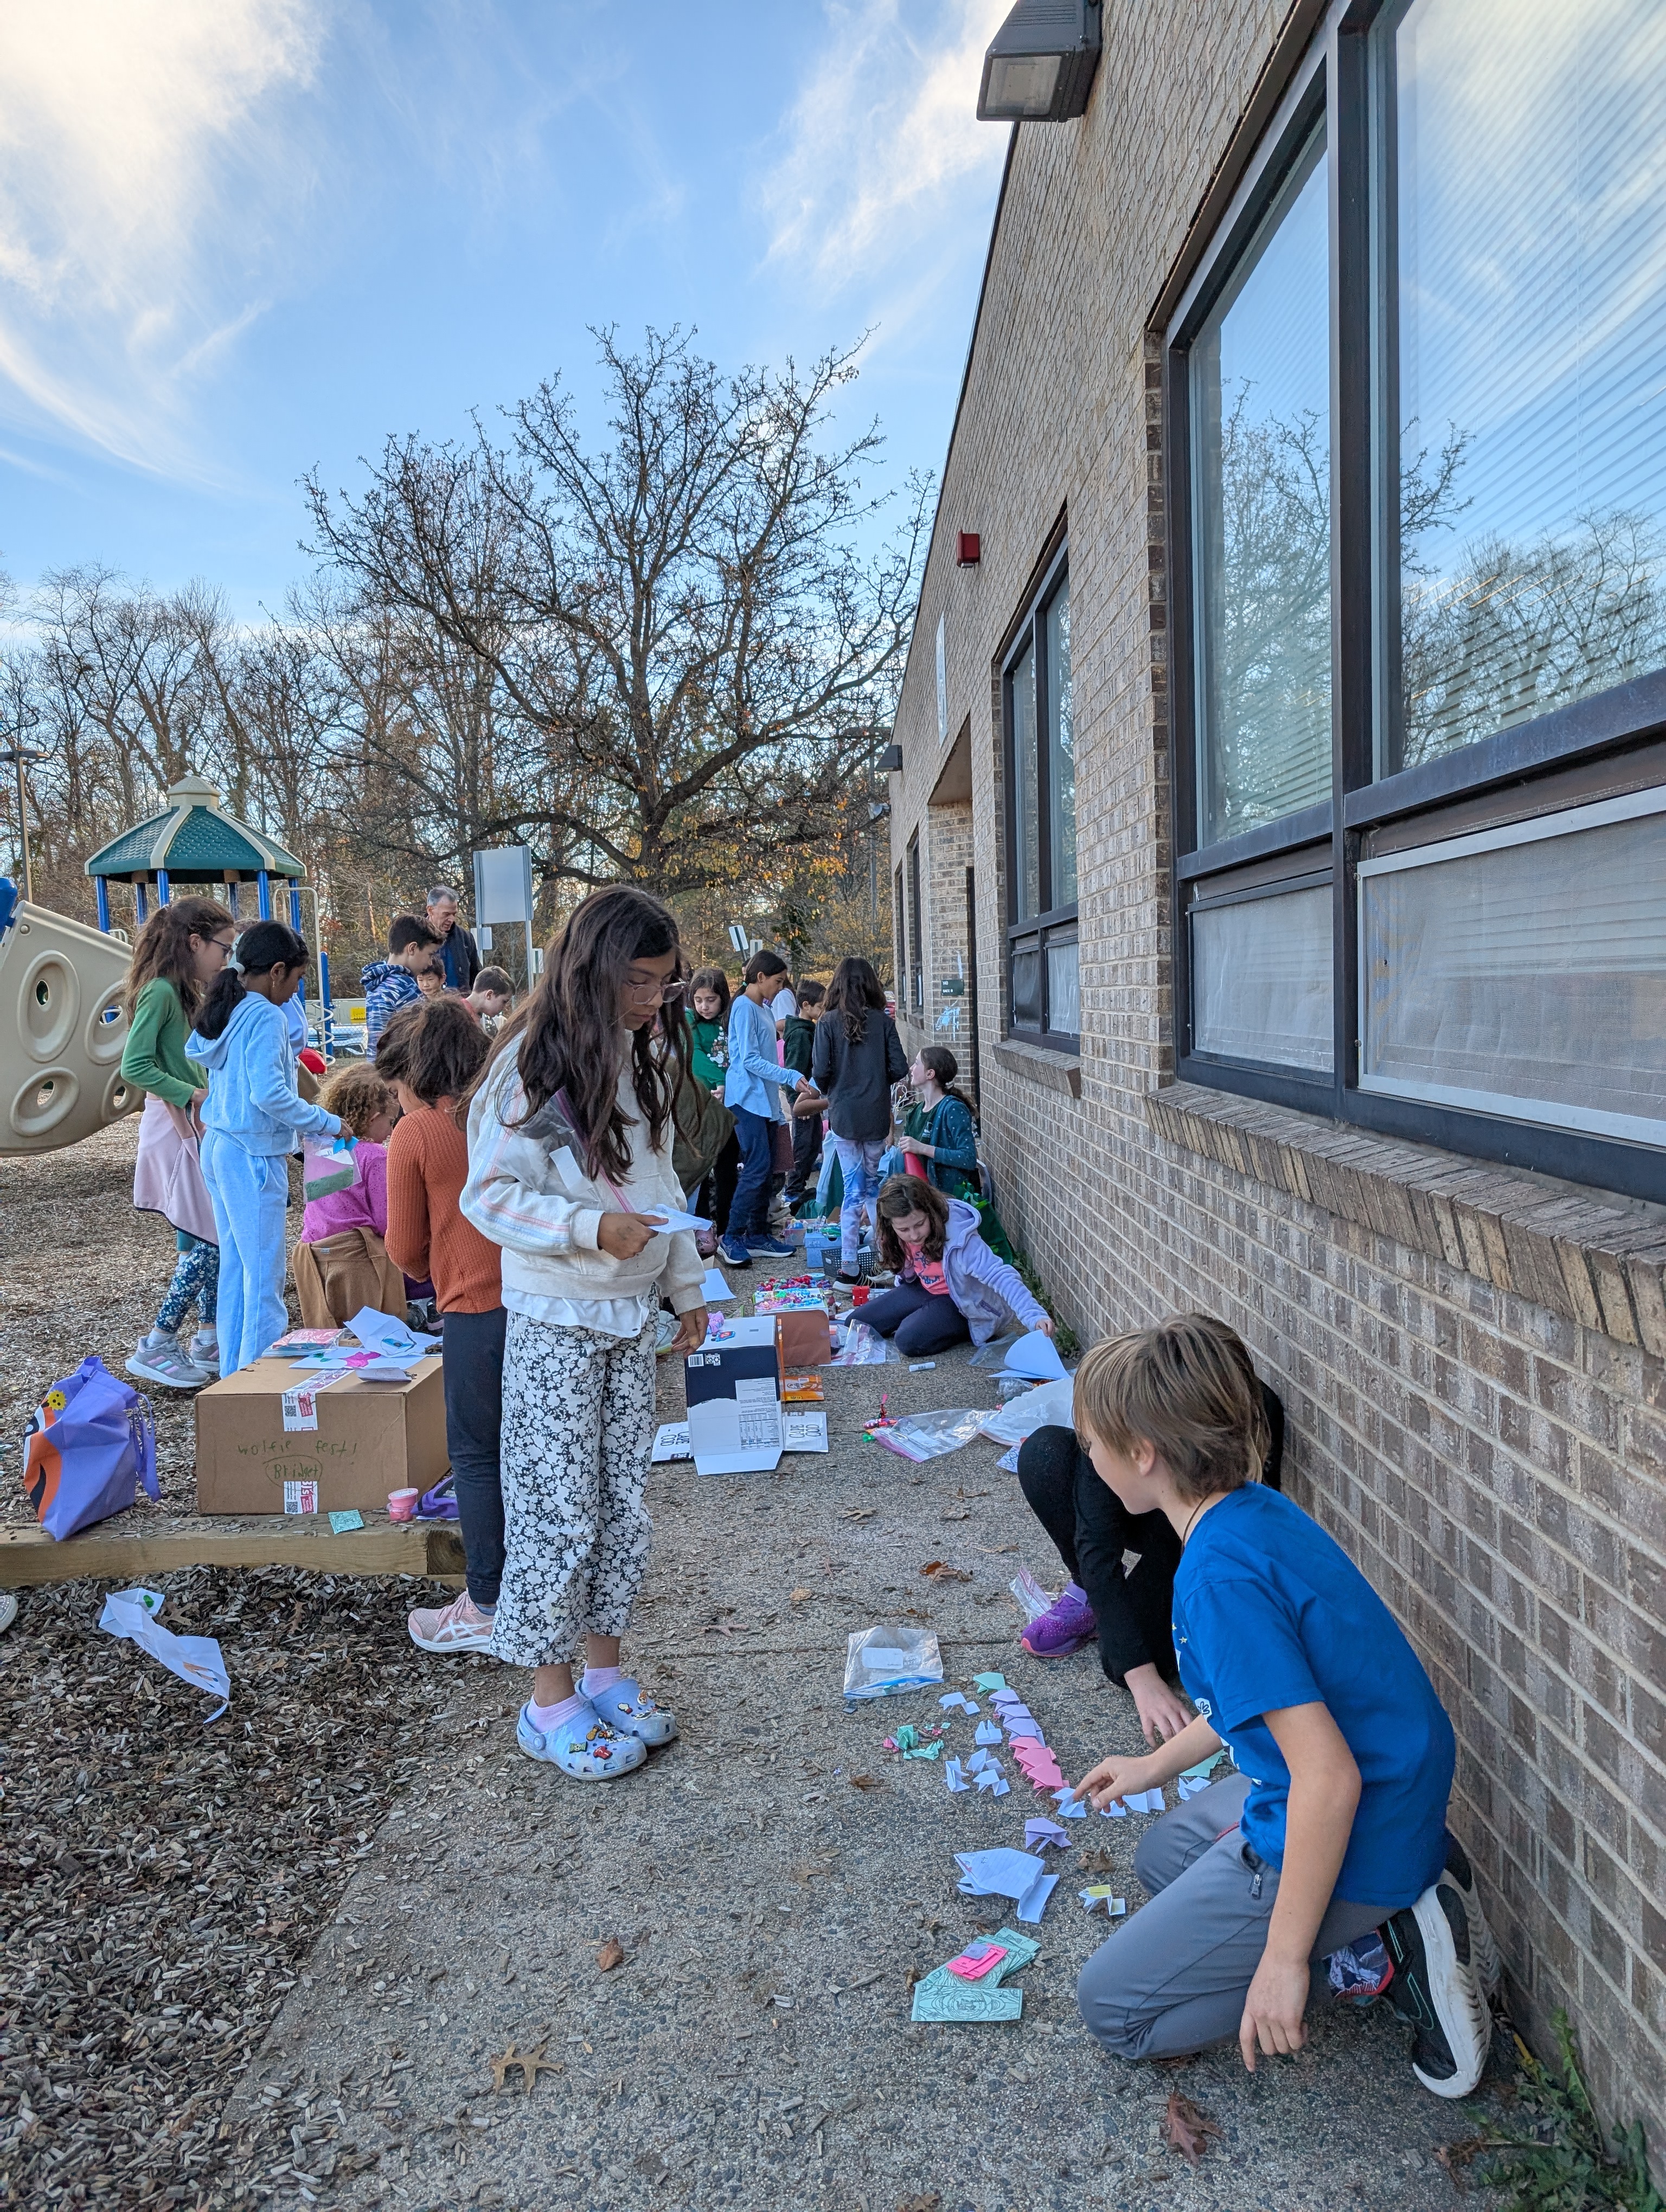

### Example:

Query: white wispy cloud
xmin=0 ymin=0 xmax=322 ymax=475
xmin=761 ymin=0 xmax=1011 ymax=298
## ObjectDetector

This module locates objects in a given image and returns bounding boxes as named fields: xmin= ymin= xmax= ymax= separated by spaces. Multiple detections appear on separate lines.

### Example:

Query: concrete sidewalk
xmin=234 ymin=1334 xmax=1477 ymax=2212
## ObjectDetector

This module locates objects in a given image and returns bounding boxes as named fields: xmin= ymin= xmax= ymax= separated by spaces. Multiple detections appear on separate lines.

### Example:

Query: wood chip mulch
xmin=0 ymin=1565 xmax=445 ymax=2209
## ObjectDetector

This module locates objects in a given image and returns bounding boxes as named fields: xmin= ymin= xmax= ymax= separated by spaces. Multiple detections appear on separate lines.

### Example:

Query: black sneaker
xmin=1440 ymin=1834 xmax=1502 ymax=1997
xmin=1382 ymin=1882 xmax=1491 ymax=2098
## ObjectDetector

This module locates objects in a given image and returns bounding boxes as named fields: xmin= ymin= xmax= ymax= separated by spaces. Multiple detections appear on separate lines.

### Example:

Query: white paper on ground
xmin=700 ymin=1267 xmax=736 ymax=1303
xmin=1000 ymin=1329 xmax=1067 ymax=1382
xmin=977 ymin=1373 xmax=1076 ymax=1446
xmin=99 ymin=1587 xmax=230 ymax=1722
xmin=689 ymin=1394 xmax=783 ymax=1474
xmin=783 ymin=1409 xmax=829 ymax=1453
xmin=651 ymin=1421 xmax=693 ymax=1462
xmin=646 ymin=1207 xmax=712 ymax=1235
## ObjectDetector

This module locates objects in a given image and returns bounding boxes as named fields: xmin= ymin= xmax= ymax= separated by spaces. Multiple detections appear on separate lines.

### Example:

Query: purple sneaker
xmin=1021 ymin=1581 xmax=1097 ymax=1658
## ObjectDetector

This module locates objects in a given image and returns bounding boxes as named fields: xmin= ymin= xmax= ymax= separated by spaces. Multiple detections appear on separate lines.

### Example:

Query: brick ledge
xmin=991 ymin=1037 xmax=1082 ymax=1098
xmin=1145 ymin=1081 xmax=1666 ymax=1355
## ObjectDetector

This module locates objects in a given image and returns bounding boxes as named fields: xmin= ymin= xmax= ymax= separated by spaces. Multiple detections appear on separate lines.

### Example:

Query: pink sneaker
xmin=407 ymin=1591 xmax=497 ymax=1653
xmin=1021 ymin=1580 xmax=1097 ymax=1658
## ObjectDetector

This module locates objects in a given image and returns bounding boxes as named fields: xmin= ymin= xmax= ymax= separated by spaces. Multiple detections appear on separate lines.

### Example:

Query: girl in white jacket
xmin=462 ymin=887 xmax=707 ymax=1780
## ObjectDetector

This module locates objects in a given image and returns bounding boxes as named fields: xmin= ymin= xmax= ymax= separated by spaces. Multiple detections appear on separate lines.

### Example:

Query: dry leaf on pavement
xmin=1162 ymin=2090 xmax=1223 ymax=2165
xmin=597 ymin=1937 xmax=626 ymax=1972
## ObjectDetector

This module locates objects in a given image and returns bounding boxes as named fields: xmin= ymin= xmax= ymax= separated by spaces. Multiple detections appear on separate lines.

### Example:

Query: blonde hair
xmin=316 ymin=1063 xmax=395 ymax=1139
xmin=1073 ymin=1313 xmax=1268 ymax=1504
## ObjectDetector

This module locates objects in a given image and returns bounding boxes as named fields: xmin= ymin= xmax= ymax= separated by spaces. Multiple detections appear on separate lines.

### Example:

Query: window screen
xmin=1360 ymin=793 xmax=1666 ymax=1142
xmin=1192 ymin=882 xmax=1334 ymax=1072
xmin=1192 ymin=124 xmax=1331 ymax=845
xmin=1379 ymin=0 xmax=1666 ymax=773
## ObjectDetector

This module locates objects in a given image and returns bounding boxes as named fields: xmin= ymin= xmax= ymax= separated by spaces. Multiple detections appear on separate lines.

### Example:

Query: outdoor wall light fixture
xmin=977 ymin=0 xmax=1102 ymax=123
xmin=956 ymin=532 xmax=981 ymax=567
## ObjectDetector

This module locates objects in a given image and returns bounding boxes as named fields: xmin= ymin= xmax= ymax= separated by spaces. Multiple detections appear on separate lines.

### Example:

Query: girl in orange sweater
xmin=376 ymin=1001 xmax=504 ymax=1654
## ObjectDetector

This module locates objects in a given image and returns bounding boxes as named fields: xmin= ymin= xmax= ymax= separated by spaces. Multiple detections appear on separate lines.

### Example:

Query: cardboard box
xmin=195 ymin=1356 xmax=448 ymax=1515
xmin=684 ymin=1317 xmax=782 ymax=1475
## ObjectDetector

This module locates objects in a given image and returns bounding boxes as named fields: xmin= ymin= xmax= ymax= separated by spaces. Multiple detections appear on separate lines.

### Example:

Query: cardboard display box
xmin=774 ymin=1308 xmax=833 ymax=1369
xmin=195 ymin=1356 xmax=447 ymax=1516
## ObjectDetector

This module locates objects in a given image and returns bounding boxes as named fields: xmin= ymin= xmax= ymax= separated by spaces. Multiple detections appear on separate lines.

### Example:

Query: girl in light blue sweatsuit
xmin=187 ymin=921 xmax=343 ymax=1374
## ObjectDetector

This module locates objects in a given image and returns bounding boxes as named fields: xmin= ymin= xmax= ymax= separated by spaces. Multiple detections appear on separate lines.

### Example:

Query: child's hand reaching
xmin=668 ymin=1306 xmax=708 ymax=1354
xmin=1071 ymin=1750 xmax=1160 ymax=1814
xmin=1123 ymin=1663 xmax=1192 ymax=1746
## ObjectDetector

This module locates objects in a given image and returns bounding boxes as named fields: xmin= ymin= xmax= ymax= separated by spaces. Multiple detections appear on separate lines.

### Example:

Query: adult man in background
xmin=425 ymin=885 xmax=482 ymax=995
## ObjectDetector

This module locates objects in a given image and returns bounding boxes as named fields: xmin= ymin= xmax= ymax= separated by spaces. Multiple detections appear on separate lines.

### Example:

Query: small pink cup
xmin=388 ymin=1488 xmax=419 ymax=1522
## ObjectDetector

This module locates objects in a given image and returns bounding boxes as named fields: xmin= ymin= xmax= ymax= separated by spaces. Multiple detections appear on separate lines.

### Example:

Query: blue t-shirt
xmin=1171 ymin=1485 xmax=1452 ymax=1908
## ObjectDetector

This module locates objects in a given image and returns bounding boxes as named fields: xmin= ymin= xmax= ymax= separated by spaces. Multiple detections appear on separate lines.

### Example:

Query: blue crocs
xmin=585 ymin=1675 xmax=678 ymax=1748
xmin=516 ymin=1700 xmax=646 ymax=1779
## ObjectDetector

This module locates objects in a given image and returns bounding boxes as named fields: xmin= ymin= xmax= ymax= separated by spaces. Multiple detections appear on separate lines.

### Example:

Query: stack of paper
xmin=954 ymin=1848 xmax=1058 ymax=1924
xmin=909 ymin=1926 xmax=1040 ymax=2023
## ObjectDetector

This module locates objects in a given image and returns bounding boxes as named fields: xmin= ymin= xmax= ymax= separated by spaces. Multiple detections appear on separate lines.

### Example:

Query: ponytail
xmin=194 ymin=920 xmax=308 ymax=1042
xmin=918 ymin=1044 xmax=971 ymax=1110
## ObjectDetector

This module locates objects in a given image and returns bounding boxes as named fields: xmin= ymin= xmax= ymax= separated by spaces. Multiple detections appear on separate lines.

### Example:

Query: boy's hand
xmin=1123 ymin=1663 xmax=1191 ymax=1746
xmin=1239 ymin=1954 xmax=1311 ymax=2070
xmin=598 ymin=1212 xmax=663 ymax=1260
xmin=669 ymin=1306 xmax=708 ymax=1354
xmin=1072 ymin=1751 xmax=1157 ymax=1813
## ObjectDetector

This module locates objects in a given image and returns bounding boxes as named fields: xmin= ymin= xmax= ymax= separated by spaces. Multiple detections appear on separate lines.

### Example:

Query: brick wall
xmin=885 ymin=0 xmax=1666 ymax=2124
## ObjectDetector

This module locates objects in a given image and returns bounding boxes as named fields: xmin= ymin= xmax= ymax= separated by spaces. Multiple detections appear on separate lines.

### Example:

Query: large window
xmin=1004 ymin=549 xmax=1078 ymax=1046
xmin=1168 ymin=0 xmax=1666 ymax=1200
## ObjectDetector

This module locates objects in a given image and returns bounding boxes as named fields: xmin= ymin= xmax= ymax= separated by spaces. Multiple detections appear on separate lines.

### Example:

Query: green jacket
xmin=686 ymin=1013 xmax=726 ymax=1092
xmin=120 ymin=977 xmax=205 ymax=1109
xmin=782 ymin=1012 xmax=817 ymax=1078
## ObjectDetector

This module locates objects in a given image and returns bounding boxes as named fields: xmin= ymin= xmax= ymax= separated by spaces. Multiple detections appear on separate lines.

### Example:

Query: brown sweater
xmin=385 ymin=1105 xmax=501 ymax=1314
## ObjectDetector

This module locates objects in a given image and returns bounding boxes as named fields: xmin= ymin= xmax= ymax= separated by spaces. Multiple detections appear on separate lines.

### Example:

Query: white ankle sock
xmin=582 ymin=1665 xmax=623 ymax=1696
xmin=529 ymin=1692 xmax=587 ymax=1731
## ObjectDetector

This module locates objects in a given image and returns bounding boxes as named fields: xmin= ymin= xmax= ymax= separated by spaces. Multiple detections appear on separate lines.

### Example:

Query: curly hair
xmin=316 ymin=1063 xmax=395 ymax=1137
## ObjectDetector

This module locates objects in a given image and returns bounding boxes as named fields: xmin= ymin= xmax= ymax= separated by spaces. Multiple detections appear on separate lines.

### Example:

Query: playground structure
xmin=2 ymin=774 xmax=340 ymax=1157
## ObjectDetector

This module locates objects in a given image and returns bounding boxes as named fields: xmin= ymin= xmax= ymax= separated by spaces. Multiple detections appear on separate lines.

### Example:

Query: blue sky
xmin=0 ymin=0 xmax=1011 ymax=621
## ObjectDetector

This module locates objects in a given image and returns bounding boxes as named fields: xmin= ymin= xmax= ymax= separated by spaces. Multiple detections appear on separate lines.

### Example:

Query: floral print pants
xmin=491 ymin=1311 xmax=657 ymax=1670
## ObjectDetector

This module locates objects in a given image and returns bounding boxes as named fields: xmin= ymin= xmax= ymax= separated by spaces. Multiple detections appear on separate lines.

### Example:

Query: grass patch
xmin=1009 ymin=1245 xmax=1080 ymax=1362
xmin=1445 ymin=2013 xmax=1662 ymax=2211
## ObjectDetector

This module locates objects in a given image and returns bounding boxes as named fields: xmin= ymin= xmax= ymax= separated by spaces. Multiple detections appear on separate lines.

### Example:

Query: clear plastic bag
xmin=873 ymin=1408 xmax=984 ymax=1461
xmin=302 ymin=1131 xmax=358 ymax=1202
xmin=968 ymin=1336 xmax=1021 ymax=1369
xmin=1009 ymin=1566 xmax=1053 ymax=1623
xmin=843 ymin=1623 xmax=945 ymax=1702
xmin=976 ymin=1373 xmax=1075 ymax=1446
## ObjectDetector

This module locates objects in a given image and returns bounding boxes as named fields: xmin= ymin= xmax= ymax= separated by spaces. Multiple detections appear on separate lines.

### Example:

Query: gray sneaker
xmin=127 ymin=1329 xmax=212 ymax=1391
xmin=187 ymin=1329 xmax=221 ymax=1377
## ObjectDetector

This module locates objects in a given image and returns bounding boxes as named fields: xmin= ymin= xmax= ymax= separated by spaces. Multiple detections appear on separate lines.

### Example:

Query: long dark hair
xmin=479 ymin=886 xmax=689 ymax=1185
xmin=825 ymin=955 xmax=885 ymax=1044
xmin=687 ymin=966 xmax=731 ymax=1021
xmin=874 ymin=1174 xmax=950 ymax=1271
xmin=917 ymin=1044 xmax=972 ymax=1110
xmin=124 ymin=895 xmax=234 ymax=1023
xmin=193 ymin=920 xmax=308 ymax=1042
xmin=398 ymin=998 xmax=490 ymax=1120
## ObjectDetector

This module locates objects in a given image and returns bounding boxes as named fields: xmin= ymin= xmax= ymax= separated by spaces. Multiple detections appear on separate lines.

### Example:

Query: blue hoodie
xmin=188 ymin=993 xmax=341 ymax=1157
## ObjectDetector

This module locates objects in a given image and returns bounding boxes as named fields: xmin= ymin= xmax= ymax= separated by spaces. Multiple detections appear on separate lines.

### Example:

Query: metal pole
xmin=1 ymin=745 xmax=43 ymax=904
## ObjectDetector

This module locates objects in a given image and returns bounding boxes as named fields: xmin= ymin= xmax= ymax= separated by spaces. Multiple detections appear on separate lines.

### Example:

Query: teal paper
xmin=910 ymin=1926 xmax=1040 ymax=2023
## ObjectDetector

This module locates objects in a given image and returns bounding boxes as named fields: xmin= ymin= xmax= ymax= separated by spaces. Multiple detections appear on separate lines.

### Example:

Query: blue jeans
xmin=200 ymin=1134 xmax=288 ymax=1374
xmin=729 ymin=1107 xmax=775 ymax=1241
xmin=830 ymin=1136 xmax=886 ymax=1266
xmin=443 ymin=1305 xmax=507 ymax=1609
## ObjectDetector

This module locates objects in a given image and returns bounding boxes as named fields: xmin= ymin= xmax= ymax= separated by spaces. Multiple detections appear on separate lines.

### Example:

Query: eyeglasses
xmin=206 ymin=936 xmax=236 ymax=957
xmin=623 ymin=976 xmax=685 ymax=1003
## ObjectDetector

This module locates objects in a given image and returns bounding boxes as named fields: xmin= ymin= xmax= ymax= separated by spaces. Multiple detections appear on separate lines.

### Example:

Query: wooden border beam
xmin=0 ymin=1516 xmax=466 ymax=1590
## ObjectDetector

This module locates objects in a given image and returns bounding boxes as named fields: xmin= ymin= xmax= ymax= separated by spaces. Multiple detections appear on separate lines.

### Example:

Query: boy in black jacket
xmin=782 ymin=980 xmax=825 ymax=1206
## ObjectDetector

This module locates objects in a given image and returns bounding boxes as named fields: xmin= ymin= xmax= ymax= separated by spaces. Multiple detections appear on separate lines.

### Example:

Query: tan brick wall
xmin=886 ymin=0 xmax=1666 ymax=2124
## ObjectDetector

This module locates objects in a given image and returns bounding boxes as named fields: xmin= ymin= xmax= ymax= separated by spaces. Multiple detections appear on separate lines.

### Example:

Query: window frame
xmin=1164 ymin=0 xmax=1666 ymax=1204
xmin=1002 ymin=541 xmax=1080 ymax=1051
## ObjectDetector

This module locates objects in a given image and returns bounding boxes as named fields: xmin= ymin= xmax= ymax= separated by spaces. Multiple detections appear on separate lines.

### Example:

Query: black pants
xmin=786 ymin=1109 xmax=822 ymax=1198
xmin=442 ymin=1306 xmax=507 ymax=1610
xmin=1016 ymin=1382 xmax=1286 ymax=1682
xmin=697 ymin=1131 xmax=741 ymax=1237
xmin=860 ymin=1281 xmax=971 ymax=1356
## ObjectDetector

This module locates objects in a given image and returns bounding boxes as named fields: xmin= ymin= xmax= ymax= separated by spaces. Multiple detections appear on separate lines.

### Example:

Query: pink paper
xmin=945 ymin=1943 xmax=1008 ymax=1982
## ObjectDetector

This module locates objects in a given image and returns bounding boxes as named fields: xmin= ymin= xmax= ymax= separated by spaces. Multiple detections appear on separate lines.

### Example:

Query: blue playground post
xmin=134 ymin=882 xmax=148 ymax=925
xmin=95 ymin=879 xmax=110 ymax=931
xmin=257 ymin=870 xmax=272 ymax=919
xmin=227 ymin=881 xmax=239 ymax=918
xmin=156 ymin=869 xmax=171 ymax=905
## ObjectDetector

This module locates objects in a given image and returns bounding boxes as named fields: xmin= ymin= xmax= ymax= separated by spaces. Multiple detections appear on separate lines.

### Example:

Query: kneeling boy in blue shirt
xmin=1069 ymin=1313 xmax=1496 ymax=2098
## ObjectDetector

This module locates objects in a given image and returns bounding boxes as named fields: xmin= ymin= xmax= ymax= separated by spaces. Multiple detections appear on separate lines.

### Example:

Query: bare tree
xmin=306 ymin=327 xmax=927 ymax=896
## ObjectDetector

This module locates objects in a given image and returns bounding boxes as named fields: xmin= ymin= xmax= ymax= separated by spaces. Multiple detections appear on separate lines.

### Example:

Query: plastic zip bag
xmin=873 ymin=1408 xmax=984 ymax=1461
xmin=843 ymin=1623 xmax=944 ymax=1701
xmin=1009 ymin=1566 xmax=1053 ymax=1623
xmin=977 ymin=1373 xmax=1075 ymax=1446
xmin=302 ymin=1131 xmax=358 ymax=1202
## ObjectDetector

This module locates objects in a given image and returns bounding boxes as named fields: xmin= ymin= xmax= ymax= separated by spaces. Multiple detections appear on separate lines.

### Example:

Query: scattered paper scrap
xmin=99 ymin=1587 xmax=229 ymax=1723
xmin=700 ymin=1266 xmax=736 ymax=1303
xmin=651 ymin=1422 xmax=693 ymax=1463
xmin=974 ymin=1769 xmax=1010 ymax=1797
xmin=944 ymin=1758 xmax=968 ymax=1792
xmin=956 ymin=1849 xmax=1056 ymax=1923
xmin=973 ymin=1720 xmax=1002 ymax=1746
xmin=1162 ymin=2091 xmax=1223 ymax=2168
xmin=783 ymin=1410 xmax=829 ymax=1454
xmin=971 ymin=1671 xmax=1007 ymax=1692
xmin=1080 ymin=1887 xmax=1127 ymax=1917
xmin=945 ymin=1941 xmax=1008 ymax=1982
xmin=328 ymin=1508 xmax=364 ymax=1534
xmin=903 ymin=1740 xmax=944 ymax=1761
xmin=909 ymin=1926 xmax=1039 ymax=2024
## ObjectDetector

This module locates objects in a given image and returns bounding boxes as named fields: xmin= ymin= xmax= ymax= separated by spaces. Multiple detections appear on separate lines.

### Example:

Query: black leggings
xmin=860 ymin=1281 xmax=971 ymax=1357
xmin=1016 ymin=1382 xmax=1286 ymax=1682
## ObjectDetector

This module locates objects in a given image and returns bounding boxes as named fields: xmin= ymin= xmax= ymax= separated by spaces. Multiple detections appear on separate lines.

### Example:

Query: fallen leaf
xmin=898 ymin=2195 xmax=942 ymax=2212
xmin=941 ymin=1508 xmax=971 ymax=1522
xmin=848 ymin=1774 xmax=883 ymax=1791
xmin=841 ymin=1506 xmax=879 ymax=1523
xmin=488 ymin=2042 xmax=561 ymax=2093
xmin=919 ymin=1560 xmax=971 ymax=1581
xmin=790 ymin=1587 xmax=813 ymax=1603
xmin=790 ymin=1861 xmax=835 ymax=1882
xmin=1161 ymin=2091 xmax=1223 ymax=2167
xmin=596 ymin=1938 xmax=626 ymax=1973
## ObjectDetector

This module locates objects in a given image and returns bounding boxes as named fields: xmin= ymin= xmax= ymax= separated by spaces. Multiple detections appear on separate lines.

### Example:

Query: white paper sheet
xmin=343 ymin=1306 xmax=441 ymax=1362
xmin=700 ymin=1267 xmax=736 ymax=1303
xmin=100 ymin=1587 xmax=230 ymax=1722
xmin=646 ymin=1207 xmax=713 ymax=1236
xmin=651 ymin=1421 xmax=693 ymax=1462
xmin=782 ymin=1409 xmax=829 ymax=1453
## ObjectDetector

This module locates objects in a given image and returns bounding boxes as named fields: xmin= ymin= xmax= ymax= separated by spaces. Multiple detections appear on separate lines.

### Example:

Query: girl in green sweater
xmin=120 ymin=896 xmax=236 ymax=1389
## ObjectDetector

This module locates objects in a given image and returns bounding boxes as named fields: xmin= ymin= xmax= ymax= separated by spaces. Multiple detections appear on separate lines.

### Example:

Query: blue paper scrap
xmin=1025 ymin=1818 xmax=1070 ymax=1851
xmin=971 ymin=1671 xmax=1007 ymax=1692
xmin=973 ymin=1720 xmax=1003 ymax=1746
xmin=956 ymin=1849 xmax=1055 ymax=1921
xmin=945 ymin=1757 xmax=969 ymax=1792
xmin=975 ymin=1769 xmax=1010 ymax=1797
xmin=1080 ymin=1888 xmax=1128 ymax=1917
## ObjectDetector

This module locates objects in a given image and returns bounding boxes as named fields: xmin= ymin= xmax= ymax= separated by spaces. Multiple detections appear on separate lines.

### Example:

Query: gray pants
xmin=1077 ymin=1773 xmax=1392 ymax=2059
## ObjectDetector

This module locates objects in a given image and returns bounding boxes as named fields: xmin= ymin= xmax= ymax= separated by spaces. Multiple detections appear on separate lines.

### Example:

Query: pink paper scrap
xmin=945 ymin=1942 xmax=1009 ymax=1982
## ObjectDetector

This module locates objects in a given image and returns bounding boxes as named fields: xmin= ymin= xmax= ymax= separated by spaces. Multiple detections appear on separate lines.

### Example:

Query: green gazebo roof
xmin=85 ymin=775 xmax=303 ymax=883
